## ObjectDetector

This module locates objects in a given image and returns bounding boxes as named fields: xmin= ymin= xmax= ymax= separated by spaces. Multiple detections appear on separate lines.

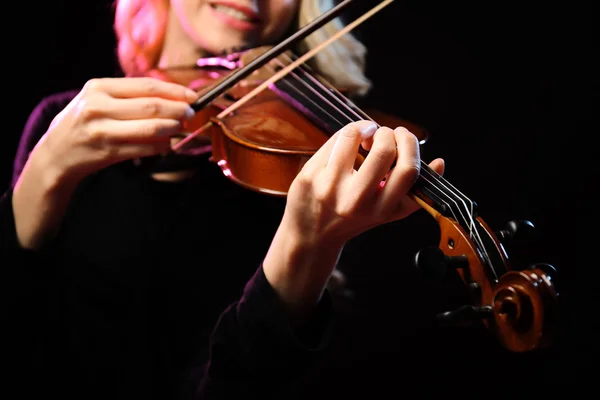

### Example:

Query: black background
xmin=2 ymin=0 xmax=594 ymax=397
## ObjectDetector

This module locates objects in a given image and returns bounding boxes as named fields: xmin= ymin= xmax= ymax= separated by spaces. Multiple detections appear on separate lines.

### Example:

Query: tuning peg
xmin=413 ymin=246 xmax=469 ymax=281
xmin=528 ymin=263 xmax=557 ymax=279
xmin=528 ymin=263 xmax=558 ymax=292
xmin=436 ymin=305 xmax=493 ymax=324
xmin=496 ymin=220 xmax=536 ymax=242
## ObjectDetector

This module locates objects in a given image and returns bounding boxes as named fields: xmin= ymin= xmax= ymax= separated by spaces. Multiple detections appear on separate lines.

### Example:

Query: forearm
xmin=262 ymin=217 xmax=344 ymax=324
xmin=12 ymin=145 xmax=78 ymax=250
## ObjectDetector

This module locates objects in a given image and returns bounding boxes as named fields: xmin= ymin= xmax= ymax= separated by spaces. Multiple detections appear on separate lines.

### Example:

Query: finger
xmin=84 ymin=77 xmax=198 ymax=102
xmin=326 ymin=120 xmax=379 ymax=177
xmin=376 ymin=127 xmax=421 ymax=214
xmin=92 ymin=118 xmax=184 ymax=143
xmin=351 ymin=126 xmax=397 ymax=200
xmin=427 ymin=158 xmax=445 ymax=176
xmin=358 ymin=118 xmax=379 ymax=151
xmin=300 ymin=131 xmax=340 ymax=176
xmin=360 ymin=134 xmax=376 ymax=151
xmin=103 ymin=97 xmax=195 ymax=121
xmin=301 ymin=120 xmax=377 ymax=176
xmin=389 ymin=158 xmax=446 ymax=219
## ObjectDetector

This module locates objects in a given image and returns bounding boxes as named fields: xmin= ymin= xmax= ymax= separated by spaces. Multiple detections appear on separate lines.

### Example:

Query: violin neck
xmin=412 ymin=162 xmax=473 ymax=218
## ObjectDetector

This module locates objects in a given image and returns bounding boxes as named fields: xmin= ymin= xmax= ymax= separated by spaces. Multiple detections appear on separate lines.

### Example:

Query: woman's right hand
xmin=37 ymin=77 xmax=198 ymax=183
xmin=12 ymin=77 xmax=198 ymax=250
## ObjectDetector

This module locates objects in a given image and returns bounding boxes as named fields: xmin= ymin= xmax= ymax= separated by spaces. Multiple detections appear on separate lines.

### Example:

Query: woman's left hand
xmin=263 ymin=120 xmax=445 ymax=320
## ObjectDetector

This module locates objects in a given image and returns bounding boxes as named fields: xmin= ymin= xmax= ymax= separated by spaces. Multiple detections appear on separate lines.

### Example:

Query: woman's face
xmin=170 ymin=0 xmax=301 ymax=55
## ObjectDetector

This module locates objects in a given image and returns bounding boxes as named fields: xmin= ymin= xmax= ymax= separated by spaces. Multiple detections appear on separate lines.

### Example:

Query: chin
xmin=193 ymin=23 xmax=257 ymax=56
xmin=205 ymin=39 xmax=252 ymax=56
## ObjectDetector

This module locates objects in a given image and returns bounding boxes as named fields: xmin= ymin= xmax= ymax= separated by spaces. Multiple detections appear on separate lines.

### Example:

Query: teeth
xmin=213 ymin=5 xmax=252 ymax=22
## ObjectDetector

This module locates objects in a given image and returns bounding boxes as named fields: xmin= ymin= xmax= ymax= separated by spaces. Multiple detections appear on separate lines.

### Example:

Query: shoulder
xmin=22 ymin=89 xmax=81 ymax=137
xmin=30 ymin=89 xmax=80 ymax=121
xmin=11 ymin=89 xmax=81 ymax=187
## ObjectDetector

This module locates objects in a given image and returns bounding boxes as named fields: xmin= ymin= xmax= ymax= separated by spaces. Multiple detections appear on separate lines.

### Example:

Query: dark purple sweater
xmin=1 ymin=90 xmax=334 ymax=399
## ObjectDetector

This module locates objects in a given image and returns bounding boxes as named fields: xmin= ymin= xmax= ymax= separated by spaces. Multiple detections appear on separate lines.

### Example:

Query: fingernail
xmin=185 ymin=106 xmax=195 ymax=120
xmin=356 ymin=120 xmax=378 ymax=138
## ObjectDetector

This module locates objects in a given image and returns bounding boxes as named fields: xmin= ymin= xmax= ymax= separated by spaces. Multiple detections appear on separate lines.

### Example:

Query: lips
xmin=208 ymin=1 xmax=261 ymax=23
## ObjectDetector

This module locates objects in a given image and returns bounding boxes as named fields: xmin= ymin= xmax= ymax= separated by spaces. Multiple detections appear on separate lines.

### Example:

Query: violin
xmin=145 ymin=46 xmax=428 ymax=193
xmin=144 ymin=0 xmax=559 ymax=352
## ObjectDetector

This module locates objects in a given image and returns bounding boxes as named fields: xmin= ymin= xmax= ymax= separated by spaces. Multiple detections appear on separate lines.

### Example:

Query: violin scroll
xmin=491 ymin=263 xmax=558 ymax=352
xmin=413 ymin=184 xmax=559 ymax=352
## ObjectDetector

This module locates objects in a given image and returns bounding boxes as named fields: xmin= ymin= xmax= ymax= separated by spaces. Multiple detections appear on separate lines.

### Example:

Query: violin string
xmin=268 ymin=58 xmax=348 ymax=128
xmin=273 ymin=54 xmax=494 ymax=275
xmin=277 ymin=53 xmax=369 ymax=123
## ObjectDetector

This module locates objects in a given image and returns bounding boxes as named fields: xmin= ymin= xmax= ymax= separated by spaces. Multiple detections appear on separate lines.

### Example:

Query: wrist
xmin=12 ymin=145 xmax=79 ymax=250
xmin=32 ymin=138 xmax=81 ymax=193
xmin=263 ymin=218 xmax=344 ymax=322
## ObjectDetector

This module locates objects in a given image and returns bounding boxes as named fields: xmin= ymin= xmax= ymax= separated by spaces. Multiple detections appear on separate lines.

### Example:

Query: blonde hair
xmin=113 ymin=0 xmax=371 ymax=96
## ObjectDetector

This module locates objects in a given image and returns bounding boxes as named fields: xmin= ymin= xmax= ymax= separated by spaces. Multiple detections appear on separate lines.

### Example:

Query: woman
xmin=1 ymin=0 xmax=444 ymax=398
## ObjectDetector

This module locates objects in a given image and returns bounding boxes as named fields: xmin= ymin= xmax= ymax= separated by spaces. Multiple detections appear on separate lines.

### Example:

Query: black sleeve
xmin=186 ymin=265 xmax=334 ymax=399
xmin=0 ymin=187 xmax=53 ymax=298
xmin=2 ymin=89 xmax=79 ymax=285
xmin=0 ymin=189 xmax=22 ymax=258
xmin=0 ymin=186 xmax=47 ymax=274
xmin=2 ymin=90 xmax=78 ymax=321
